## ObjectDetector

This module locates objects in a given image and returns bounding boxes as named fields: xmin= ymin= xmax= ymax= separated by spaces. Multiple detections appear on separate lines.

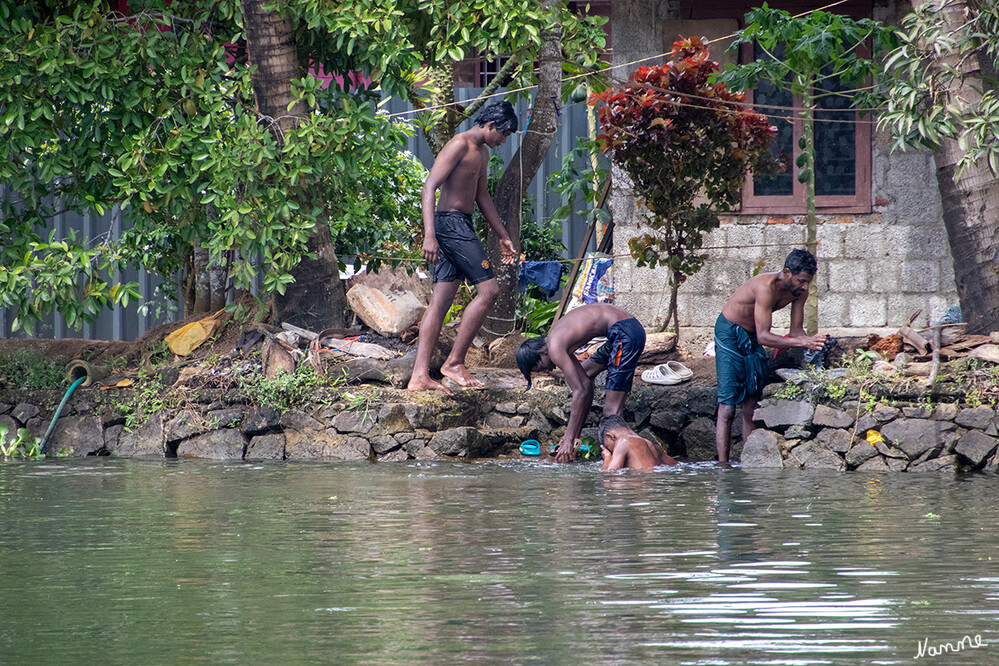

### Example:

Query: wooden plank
xmin=552 ymin=177 xmax=612 ymax=325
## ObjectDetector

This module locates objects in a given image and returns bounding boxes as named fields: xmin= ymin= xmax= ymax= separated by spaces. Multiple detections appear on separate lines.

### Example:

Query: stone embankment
xmin=5 ymin=379 xmax=998 ymax=472
xmin=0 ymin=378 xmax=727 ymax=462
xmin=742 ymin=397 xmax=999 ymax=473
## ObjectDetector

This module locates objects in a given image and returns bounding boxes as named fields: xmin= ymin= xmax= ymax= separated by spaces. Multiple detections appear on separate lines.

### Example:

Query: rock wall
xmin=742 ymin=398 xmax=999 ymax=473
xmin=6 ymin=383 xmax=996 ymax=472
xmin=0 ymin=383 xmax=727 ymax=462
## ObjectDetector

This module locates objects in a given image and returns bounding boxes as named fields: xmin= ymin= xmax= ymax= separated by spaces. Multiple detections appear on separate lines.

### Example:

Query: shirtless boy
xmin=715 ymin=248 xmax=828 ymax=462
xmin=598 ymin=414 xmax=678 ymax=470
xmin=407 ymin=102 xmax=519 ymax=395
xmin=516 ymin=303 xmax=646 ymax=463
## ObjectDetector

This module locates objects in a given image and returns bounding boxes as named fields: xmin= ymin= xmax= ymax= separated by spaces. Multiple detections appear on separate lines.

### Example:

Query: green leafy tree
xmin=592 ymin=37 xmax=776 ymax=333
xmin=0 ymin=0 xmax=410 ymax=333
xmin=306 ymin=0 xmax=608 ymax=338
xmin=714 ymin=4 xmax=897 ymax=334
xmin=876 ymin=0 xmax=999 ymax=334
xmin=1 ymin=0 xmax=606 ymax=336
xmin=285 ymin=0 xmax=609 ymax=337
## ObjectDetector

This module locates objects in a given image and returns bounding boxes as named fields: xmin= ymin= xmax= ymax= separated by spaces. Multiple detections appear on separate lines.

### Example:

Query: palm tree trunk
xmin=922 ymin=0 xmax=999 ymax=334
xmin=241 ymin=0 xmax=303 ymax=130
xmin=241 ymin=0 xmax=349 ymax=329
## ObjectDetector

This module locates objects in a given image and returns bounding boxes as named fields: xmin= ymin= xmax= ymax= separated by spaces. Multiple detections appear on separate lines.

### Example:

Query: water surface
xmin=1 ymin=460 xmax=997 ymax=664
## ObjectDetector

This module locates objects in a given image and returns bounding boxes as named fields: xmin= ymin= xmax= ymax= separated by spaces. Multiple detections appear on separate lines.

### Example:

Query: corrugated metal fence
xmin=1 ymin=88 xmax=597 ymax=341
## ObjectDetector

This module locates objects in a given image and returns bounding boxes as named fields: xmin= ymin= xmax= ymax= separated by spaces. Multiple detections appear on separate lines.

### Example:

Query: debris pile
xmin=864 ymin=308 xmax=999 ymax=382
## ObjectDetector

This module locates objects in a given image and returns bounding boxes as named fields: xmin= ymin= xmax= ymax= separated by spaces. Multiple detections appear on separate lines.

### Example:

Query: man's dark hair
xmin=784 ymin=248 xmax=817 ymax=276
xmin=516 ymin=337 xmax=546 ymax=390
xmin=598 ymin=414 xmax=631 ymax=448
xmin=474 ymin=101 xmax=518 ymax=133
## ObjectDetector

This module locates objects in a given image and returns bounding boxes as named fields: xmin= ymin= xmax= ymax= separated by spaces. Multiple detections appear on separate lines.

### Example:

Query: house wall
xmin=609 ymin=0 xmax=959 ymax=336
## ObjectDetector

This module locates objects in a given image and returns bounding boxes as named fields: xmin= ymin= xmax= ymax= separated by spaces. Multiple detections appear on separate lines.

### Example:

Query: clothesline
xmin=355 ymin=242 xmax=819 ymax=266
xmin=385 ymin=0 xmax=853 ymax=122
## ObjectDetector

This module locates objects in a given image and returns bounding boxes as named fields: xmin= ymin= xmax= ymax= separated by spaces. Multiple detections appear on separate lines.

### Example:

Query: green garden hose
xmin=39 ymin=376 xmax=87 ymax=454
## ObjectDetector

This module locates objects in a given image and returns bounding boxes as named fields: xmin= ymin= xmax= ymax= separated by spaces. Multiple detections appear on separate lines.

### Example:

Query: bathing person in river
xmin=407 ymin=101 xmax=519 ymax=395
xmin=517 ymin=303 xmax=646 ymax=463
xmin=598 ymin=415 xmax=678 ymax=470
xmin=715 ymin=248 xmax=828 ymax=463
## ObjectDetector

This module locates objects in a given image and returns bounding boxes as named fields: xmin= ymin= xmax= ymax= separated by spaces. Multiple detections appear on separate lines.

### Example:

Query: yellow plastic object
xmin=866 ymin=430 xmax=883 ymax=446
xmin=165 ymin=309 xmax=224 ymax=356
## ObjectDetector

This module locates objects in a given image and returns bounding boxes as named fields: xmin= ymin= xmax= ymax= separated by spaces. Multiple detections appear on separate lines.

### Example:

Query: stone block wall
xmin=0 ymin=383 xmax=729 ymax=463
xmin=608 ymin=0 xmax=959 ymax=336
xmin=612 ymin=131 xmax=958 ymax=335
xmin=741 ymin=398 xmax=999 ymax=473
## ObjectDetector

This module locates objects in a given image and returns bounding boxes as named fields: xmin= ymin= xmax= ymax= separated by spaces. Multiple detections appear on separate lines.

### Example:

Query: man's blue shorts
xmin=588 ymin=317 xmax=646 ymax=392
xmin=432 ymin=211 xmax=494 ymax=285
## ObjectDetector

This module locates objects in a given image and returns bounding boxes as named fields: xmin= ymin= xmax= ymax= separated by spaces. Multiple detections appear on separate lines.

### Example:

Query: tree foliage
xmin=294 ymin=0 xmax=607 ymax=129
xmin=715 ymin=4 xmax=897 ymax=333
xmin=0 ymin=0 xmax=606 ymax=335
xmin=0 ymin=0 xmax=413 ymax=334
xmin=592 ymin=37 xmax=776 ymax=332
xmin=876 ymin=0 xmax=999 ymax=176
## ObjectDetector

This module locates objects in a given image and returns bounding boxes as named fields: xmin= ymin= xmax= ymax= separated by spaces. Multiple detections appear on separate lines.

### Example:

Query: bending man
xmin=715 ymin=248 xmax=828 ymax=462
xmin=408 ymin=101 xmax=519 ymax=394
xmin=517 ymin=303 xmax=645 ymax=463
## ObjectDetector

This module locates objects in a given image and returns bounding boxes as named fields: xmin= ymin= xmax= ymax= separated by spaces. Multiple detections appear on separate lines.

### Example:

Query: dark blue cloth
xmin=517 ymin=261 xmax=563 ymax=298
xmin=587 ymin=317 xmax=646 ymax=393
xmin=714 ymin=313 xmax=769 ymax=405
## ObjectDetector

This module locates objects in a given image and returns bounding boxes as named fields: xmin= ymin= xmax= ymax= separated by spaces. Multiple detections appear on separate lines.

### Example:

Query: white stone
xmin=346 ymin=284 xmax=426 ymax=337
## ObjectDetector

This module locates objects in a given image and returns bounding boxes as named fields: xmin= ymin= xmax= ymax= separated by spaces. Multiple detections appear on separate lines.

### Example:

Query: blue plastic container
xmin=519 ymin=439 xmax=541 ymax=456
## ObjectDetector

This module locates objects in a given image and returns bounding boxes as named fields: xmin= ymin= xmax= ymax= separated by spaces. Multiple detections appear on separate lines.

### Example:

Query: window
xmin=476 ymin=55 xmax=511 ymax=87
xmin=742 ymin=43 xmax=871 ymax=214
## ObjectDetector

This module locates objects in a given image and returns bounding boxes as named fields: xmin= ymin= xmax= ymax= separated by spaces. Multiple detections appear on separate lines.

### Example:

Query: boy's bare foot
xmin=440 ymin=362 xmax=485 ymax=388
xmin=407 ymin=376 xmax=454 ymax=396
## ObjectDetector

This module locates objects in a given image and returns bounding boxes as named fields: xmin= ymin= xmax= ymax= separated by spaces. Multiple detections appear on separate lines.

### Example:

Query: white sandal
xmin=665 ymin=360 xmax=693 ymax=381
xmin=641 ymin=364 xmax=682 ymax=385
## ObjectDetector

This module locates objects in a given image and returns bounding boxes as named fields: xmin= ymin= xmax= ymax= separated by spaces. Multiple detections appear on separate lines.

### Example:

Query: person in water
xmin=407 ymin=101 xmax=519 ymax=395
xmin=598 ymin=414 xmax=678 ymax=470
xmin=516 ymin=303 xmax=645 ymax=463
xmin=715 ymin=248 xmax=828 ymax=462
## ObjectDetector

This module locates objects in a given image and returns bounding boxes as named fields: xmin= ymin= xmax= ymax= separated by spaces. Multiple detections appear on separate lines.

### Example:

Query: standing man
xmin=715 ymin=248 xmax=828 ymax=462
xmin=517 ymin=303 xmax=646 ymax=463
xmin=407 ymin=101 xmax=519 ymax=395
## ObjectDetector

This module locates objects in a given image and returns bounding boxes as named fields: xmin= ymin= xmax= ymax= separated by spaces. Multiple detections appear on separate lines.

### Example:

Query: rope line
xmin=385 ymin=0 xmax=853 ymax=121
xmin=358 ymin=242 xmax=820 ymax=266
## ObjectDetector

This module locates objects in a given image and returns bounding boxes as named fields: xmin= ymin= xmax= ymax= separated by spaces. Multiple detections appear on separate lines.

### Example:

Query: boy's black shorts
xmin=432 ymin=211 xmax=494 ymax=285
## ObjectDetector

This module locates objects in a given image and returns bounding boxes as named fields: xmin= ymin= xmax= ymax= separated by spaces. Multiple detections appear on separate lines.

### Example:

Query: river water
xmin=1 ymin=459 xmax=997 ymax=664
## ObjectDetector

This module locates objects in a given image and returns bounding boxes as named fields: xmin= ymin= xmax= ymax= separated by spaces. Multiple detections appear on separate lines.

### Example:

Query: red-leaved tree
xmin=592 ymin=37 xmax=777 ymax=332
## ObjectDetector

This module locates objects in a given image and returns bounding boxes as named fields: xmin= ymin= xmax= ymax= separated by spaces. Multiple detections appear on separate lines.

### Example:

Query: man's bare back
xmin=599 ymin=416 xmax=679 ymax=469
xmin=605 ymin=434 xmax=677 ymax=469
xmin=548 ymin=303 xmax=633 ymax=357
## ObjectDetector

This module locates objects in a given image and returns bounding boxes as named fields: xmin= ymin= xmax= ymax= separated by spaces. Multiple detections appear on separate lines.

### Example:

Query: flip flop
xmin=641 ymin=364 xmax=682 ymax=385
xmin=665 ymin=360 xmax=693 ymax=381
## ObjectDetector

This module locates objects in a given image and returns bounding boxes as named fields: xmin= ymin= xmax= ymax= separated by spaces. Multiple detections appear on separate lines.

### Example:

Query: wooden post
xmin=552 ymin=178 xmax=612 ymax=325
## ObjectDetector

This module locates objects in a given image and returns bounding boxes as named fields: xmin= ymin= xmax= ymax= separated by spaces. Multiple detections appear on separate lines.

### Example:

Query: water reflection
xmin=0 ymin=460 xmax=997 ymax=664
